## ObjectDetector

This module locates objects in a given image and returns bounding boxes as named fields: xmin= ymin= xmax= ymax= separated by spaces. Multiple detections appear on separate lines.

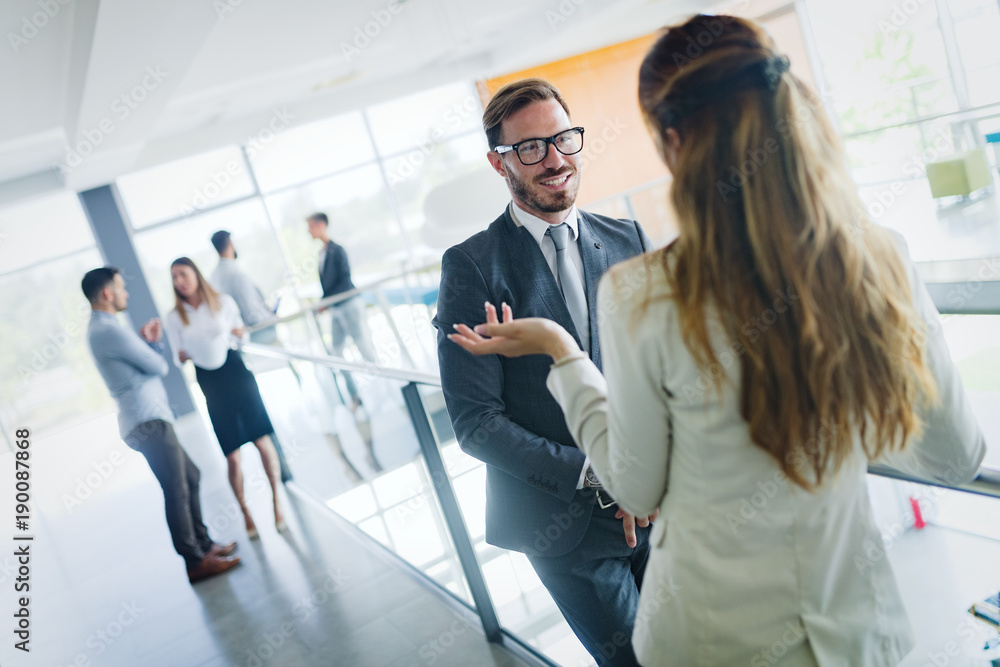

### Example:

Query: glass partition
xmin=241 ymin=348 xmax=475 ymax=604
xmin=0 ymin=192 xmax=115 ymax=437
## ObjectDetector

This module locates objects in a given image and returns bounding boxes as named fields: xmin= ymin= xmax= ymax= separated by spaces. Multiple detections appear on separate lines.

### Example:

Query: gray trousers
xmin=329 ymin=296 xmax=378 ymax=399
xmin=124 ymin=419 xmax=211 ymax=569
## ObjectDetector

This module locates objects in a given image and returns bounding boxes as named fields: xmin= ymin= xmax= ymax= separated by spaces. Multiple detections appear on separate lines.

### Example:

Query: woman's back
xmin=583 ymin=235 xmax=985 ymax=666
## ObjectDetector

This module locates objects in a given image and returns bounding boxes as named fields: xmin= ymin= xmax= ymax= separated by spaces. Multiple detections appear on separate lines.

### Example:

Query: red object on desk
xmin=909 ymin=497 xmax=926 ymax=529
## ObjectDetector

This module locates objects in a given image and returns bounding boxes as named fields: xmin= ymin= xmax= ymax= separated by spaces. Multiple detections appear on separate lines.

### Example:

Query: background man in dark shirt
xmin=307 ymin=212 xmax=379 ymax=409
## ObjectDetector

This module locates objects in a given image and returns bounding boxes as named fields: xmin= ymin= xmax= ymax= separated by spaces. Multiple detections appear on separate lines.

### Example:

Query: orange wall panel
xmin=479 ymin=35 xmax=671 ymax=208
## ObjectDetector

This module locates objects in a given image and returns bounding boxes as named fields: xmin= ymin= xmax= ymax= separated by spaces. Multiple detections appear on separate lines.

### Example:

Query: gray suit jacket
xmin=433 ymin=205 xmax=651 ymax=557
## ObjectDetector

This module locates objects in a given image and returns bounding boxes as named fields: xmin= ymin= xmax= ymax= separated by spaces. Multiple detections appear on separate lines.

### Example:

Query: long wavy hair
xmin=637 ymin=15 xmax=937 ymax=489
xmin=171 ymin=257 xmax=220 ymax=326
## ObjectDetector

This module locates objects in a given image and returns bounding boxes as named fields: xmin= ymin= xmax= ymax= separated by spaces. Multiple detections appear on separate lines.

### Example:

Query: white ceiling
xmin=0 ymin=0 xmax=714 ymax=203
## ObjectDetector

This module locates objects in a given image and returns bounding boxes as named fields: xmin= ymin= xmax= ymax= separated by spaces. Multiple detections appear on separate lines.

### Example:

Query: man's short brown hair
xmin=482 ymin=78 xmax=570 ymax=152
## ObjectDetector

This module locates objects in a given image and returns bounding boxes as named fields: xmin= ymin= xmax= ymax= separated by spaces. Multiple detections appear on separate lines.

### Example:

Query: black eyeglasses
xmin=494 ymin=127 xmax=585 ymax=165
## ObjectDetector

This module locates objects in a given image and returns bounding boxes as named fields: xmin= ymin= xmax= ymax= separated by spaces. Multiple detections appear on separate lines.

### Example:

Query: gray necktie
xmin=547 ymin=223 xmax=590 ymax=352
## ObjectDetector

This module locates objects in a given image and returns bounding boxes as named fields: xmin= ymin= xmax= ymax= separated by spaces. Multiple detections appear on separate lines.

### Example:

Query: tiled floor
xmin=2 ymin=403 xmax=999 ymax=667
xmin=0 ymin=411 xmax=529 ymax=667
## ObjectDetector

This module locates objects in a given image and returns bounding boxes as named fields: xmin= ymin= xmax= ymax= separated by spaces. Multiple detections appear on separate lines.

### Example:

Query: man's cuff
xmin=576 ymin=457 xmax=590 ymax=490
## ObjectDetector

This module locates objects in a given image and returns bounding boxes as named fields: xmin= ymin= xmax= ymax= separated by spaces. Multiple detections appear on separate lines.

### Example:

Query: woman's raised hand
xmin=448 ymin=302 xmax=580 ymax=361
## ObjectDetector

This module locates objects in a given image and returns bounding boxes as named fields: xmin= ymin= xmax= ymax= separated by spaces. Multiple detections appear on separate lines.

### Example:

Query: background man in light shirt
xmin=82 ymin=266 xmax=241 ymax=584
xmin=209 ymin=230 xmax=277 ymax=344
xmin=433 ymin=79 xmax=655 ymax=666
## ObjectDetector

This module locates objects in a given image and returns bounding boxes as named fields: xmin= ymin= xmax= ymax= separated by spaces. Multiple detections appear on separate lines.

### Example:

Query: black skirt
xmin=195 ymin=349 xmax=274 ymax=456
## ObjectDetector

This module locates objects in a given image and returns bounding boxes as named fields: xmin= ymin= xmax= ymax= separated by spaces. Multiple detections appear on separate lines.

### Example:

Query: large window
xmin=117 ymin=80 xmax=483 ymax=295
xmin=117 ymin=146 xmax=255 ymax=228
xmin=804 ymin=0 xmax=1000 ymax=264
xmin=0 ymin=192 xmax=114 ymax=437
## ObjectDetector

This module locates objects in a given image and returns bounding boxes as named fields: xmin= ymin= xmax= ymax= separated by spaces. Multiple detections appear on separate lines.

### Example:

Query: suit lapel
xmin=578 ymin=212 xmax=608 ymax=370
xmin=499 ymin=206 xmax=583 ymax=348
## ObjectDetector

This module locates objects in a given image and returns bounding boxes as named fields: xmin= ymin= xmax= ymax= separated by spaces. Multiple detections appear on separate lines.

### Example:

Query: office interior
xmin=1 ymin=0 xmax=999 ymax=665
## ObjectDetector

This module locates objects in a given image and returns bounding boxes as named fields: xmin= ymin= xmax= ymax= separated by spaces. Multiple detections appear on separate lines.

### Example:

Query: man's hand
xmin=178 ymin=350 xmax=191 ymax=363
xmin=139 ymin=318 xmax=162 ymax=343
xmin=616 ymin=508 xmax=659 ymax=548
xmin=231 ymin=326 xmax=245 ymax=338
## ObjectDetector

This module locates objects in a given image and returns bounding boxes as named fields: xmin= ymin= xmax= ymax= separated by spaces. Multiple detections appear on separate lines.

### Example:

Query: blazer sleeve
xmin=102 ymin=323 xmax=170 ymax=377
xmin=434 ymin=245 xmax=588 ymax=503
xmin=547 ymin=271 xmax=671 ymax=516
xmin=878 ymin=234 xmax=987 ymax=484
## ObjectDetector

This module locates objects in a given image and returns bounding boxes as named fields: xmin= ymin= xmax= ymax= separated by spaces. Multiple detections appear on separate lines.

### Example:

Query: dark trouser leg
xmin=182 ymin=446 xmax=212 ymax=553
xmin=527 ymin=505 xmax=652 ymax=667
xmin=124 ymin=419 xmax=207 ymax=569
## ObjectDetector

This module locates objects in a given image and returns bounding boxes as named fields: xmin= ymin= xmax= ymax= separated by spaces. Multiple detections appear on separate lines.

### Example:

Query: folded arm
xmin=101 ymin=324 xmax=169 ymax=377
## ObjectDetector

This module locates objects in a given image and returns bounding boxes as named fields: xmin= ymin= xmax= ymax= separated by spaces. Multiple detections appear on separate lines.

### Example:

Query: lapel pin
xmin=594 ymin=242 xmax=602 ymax=249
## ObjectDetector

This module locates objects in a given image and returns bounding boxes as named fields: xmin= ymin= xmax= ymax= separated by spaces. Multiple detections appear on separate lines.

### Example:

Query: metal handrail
xmin=868 ymin=464 xmax=1000 ymax=499
xmin=245 ymin=260 xmax=440 ymax=333
xmin=239 ymin=341 xmax=441 ymax=386
xmin=239 ymin=341 xmax=999 ymax=497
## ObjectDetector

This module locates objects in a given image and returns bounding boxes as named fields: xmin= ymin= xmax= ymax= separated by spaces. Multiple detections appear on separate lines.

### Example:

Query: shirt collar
xmin=509 ymin=201 xmax=579 ymax=248
xmin=91 ymin=310 xmax=118 ymax=323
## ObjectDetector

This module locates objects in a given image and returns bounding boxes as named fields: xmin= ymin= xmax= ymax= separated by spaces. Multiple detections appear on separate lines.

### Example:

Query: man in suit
xmin=83 ymin=267 xmax=241 ymax=584
xmin=434 ymin=79 xmax=655 ymax=666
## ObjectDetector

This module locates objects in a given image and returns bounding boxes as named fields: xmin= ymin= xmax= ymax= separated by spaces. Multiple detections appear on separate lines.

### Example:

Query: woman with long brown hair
xmin=449 ymin=15 xmax=986 ymax=666
xmin=165 ymin=257 xmax=286 ymax=540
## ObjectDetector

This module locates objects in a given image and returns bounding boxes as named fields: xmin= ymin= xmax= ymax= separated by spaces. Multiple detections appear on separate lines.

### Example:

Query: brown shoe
xmin=207 ymin=541 xmax=238 ymax=557
xmin=187 ymin=554 xmax=241 ymax=584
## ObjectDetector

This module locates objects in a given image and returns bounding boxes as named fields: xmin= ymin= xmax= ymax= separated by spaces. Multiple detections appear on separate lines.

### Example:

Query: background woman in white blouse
xmin=165 ymin=257 xmax=285 ymax=540
xmin=450 ymin=15 xmax=987 ymax=667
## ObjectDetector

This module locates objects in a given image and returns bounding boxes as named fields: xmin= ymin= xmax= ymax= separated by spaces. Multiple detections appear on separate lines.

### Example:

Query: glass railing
xmin=235 ymin=262 xmax=1000 ymax=667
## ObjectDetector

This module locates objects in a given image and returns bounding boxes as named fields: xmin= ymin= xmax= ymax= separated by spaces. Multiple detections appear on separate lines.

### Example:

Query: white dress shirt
xmin=509 ymin=201 xmax=586 ymax=297
xmin=509 ymin=200 xmax=592 ymax=490
xmin=165 ymin=294 xmax=243 ymax=371
xmin=545 ymin=232 xmax=986 ymax=666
